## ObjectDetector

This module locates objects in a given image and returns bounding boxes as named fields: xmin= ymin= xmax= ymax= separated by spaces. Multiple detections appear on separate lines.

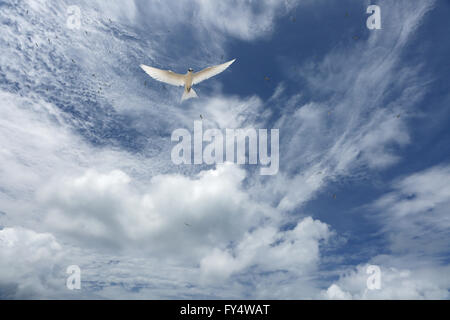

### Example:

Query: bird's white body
xmin=140 ymin=59 xmax=236 ymax=101
xmin=185 ymin=70 xmax=193 ymax=90
xmin=182 ymin=71 xmax=197 ymax=101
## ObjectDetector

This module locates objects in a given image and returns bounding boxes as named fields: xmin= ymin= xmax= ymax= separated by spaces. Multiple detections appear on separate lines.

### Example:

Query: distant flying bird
xmin=140 ymin=59 xmax=236 ymax=101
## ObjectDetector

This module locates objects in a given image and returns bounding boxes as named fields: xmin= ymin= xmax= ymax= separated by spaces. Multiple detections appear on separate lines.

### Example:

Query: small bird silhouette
xmin=140 ymin=59 xmax=236 ymax=102
xmin=200 ymin=114 xmax=203 ymax=120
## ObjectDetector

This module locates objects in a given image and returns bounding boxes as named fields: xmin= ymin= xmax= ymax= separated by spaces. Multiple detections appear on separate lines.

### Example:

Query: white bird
xmin=140 ymin=59 xmax=236 ymax=102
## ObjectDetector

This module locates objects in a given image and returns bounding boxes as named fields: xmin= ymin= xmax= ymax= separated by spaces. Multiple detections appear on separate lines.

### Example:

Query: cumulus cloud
xmin=37 ymin=163 xmax=332 ymax=287
xmin=200 ymin=217 xmax=332 ymax=281
xmin=0 ymin=227 xmax=64 ymax=299
xmin=323 ymin=263 xmax=450 ymax=300
xmin=38 ymin=164 xmax=273 ymax=260
xmin=324 ymin=284 xmax=353 ymax=300
xmin=0 ymin=160 xmax=335 ymax=298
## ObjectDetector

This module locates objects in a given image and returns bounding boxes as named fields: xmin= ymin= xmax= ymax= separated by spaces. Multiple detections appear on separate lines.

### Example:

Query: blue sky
xmin=0 ymin=0 xmax=449 ymax=299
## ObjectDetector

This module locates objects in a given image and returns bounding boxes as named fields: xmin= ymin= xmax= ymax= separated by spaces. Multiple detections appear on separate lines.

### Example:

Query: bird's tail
xmin=181 ymin=88 xmax=198 ymax=102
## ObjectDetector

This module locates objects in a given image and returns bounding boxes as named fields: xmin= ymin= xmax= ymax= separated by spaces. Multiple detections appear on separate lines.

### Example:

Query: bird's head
xmin=188 ymin=68 xmax=193 ymax=72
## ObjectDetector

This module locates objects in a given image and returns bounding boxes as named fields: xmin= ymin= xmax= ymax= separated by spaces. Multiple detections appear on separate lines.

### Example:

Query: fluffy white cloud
xmin=38 ymin=163 xmax=331 ymax=287
xmin=323 ymin=263 xmax=450 ymax=300
xmin=38 ymin=164 xmax=272 ymax=259
xmin=0 ymin=227 xmax=64 ymax=299
xmin=324 ymin=284 xmax=352 ymax=300
xmin=0 ymin=160 xmax=334 ymax=299
xmin=200 ymin=217 xmax=332 ymax=281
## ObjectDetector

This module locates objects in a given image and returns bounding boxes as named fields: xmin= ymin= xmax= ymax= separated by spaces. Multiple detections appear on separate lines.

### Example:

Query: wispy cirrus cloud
xmin=324 ymin=163 xmax=450 ymax=300
xmin=262 ymin=0 xmax=435 ymax=211
xmin=372 ymin=164 xmax=450 ymax=256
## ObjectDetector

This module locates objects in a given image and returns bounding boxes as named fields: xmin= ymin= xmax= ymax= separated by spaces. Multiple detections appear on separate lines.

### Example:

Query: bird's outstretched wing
xmin=140 ymin=64 xmax=185 ymax=87
xmin=192 ymin=59 xmax=236 ymax=85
